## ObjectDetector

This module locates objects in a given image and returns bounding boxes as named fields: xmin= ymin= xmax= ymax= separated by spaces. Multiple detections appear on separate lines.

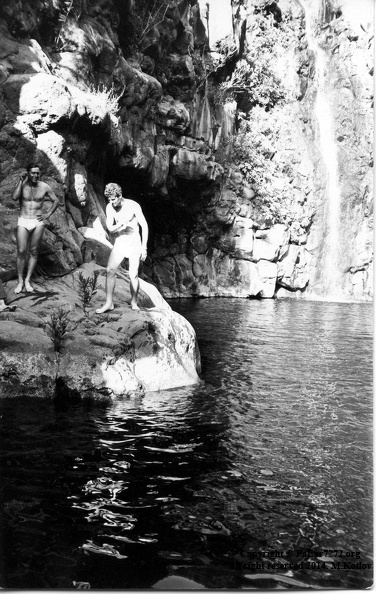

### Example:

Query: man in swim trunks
xmin=12 ymin=163 xmax=60 ymax=293
xmin=96 ymin=183 xmax=148 ymax=313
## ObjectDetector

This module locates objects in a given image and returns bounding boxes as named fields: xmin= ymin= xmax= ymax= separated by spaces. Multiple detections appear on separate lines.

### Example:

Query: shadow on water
xmin=0 ymin=299 xmax=373 ymax=589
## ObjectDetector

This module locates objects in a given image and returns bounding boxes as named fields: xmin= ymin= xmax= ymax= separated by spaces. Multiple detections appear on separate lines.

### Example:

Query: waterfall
xmin=301 ymin=1 xmax=344 ymax=299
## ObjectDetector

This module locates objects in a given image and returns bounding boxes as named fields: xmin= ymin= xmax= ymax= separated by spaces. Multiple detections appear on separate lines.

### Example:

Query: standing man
xmin=12 ymin=163 xmax=60 ymax=293
xmin=96 ymin=183 xmax=148 ymax=313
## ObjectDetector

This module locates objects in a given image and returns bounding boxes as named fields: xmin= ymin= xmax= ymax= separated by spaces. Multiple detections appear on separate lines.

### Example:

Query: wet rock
xmin=152 ymin=575 xmax=205 ymax=590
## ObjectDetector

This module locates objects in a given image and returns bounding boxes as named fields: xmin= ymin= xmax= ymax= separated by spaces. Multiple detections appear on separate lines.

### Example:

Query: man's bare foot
xmin=131 ymin=303 xmax=140 ymax=311
xmin=96 ymin=303 xmax=114 ymax=314
xmin=14 ymin=282 xmax=24 ymax=294
xmin=24 ymin=281 xmax=35 ymax=293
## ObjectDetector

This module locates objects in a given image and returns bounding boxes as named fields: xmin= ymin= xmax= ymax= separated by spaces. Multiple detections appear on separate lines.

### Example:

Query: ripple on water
xmin=0 ymin=299 xmax=372 ymax=589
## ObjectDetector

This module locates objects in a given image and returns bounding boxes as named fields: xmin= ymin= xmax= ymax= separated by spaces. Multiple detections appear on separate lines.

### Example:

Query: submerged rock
xmin=0 ymin=263 xmax=201 ymax=399
xmin=152 ymin=575 xmax=206 ymax=590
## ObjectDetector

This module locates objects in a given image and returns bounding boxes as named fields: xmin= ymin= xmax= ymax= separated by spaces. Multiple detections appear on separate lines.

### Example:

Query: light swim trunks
xmin=114 ymin=231 xmax=141 ymax=259
xmin=17 ymin=217 xmax=44 ymax=231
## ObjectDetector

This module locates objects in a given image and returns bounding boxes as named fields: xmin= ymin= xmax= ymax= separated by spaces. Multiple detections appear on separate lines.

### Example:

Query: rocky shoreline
xmin=0 ymin=262 xmax=201 ymax=398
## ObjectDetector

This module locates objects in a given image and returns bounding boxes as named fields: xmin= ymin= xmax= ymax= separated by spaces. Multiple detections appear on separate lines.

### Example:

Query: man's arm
xmin=11 ymin=172 xmax=27 ymax=201
xmin=135 ymin=205 xmax=148 ymax=261
xmin=37 ymin=184 xmax=60 ymax=221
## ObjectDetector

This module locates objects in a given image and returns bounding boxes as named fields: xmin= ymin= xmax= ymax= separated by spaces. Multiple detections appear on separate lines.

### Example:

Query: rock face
xmin=0 ymin=0 xmax=372 ymax=310
xmin=143 ymin=0 xmax=373 ymax=301
xmin=0 ymin=263 xmax=201 ymax=398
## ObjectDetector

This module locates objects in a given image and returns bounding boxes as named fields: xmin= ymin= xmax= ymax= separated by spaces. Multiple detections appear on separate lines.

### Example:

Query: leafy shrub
xmin=213 ymin=13 xmax=293 ymax=111
xmin=77 ymin=270 xmax=100 ymax=312
xmin=215 ymin=107 xmax=296 ymax=226
xmin=45 ymin=308 xmax=71 ymax=353
xmin=88 ymin=83 xmax=124 ymax=118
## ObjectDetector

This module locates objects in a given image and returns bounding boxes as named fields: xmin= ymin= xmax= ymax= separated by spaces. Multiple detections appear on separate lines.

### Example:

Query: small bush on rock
xmin=216 ymin=107 xmax=313 ymax=229
xmin=77 ymin=270 xmax=100 ymax=312
xmin=45 ymin=308 xmax=71 ymax=353
xmin=214 ymin=17 xmax=290 ymax=111
xmin=89 ymin=84 xmax=124 ymax=118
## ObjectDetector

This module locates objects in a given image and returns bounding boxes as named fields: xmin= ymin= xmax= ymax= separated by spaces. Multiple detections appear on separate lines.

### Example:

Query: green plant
xmin=88 ymin=83 xmax=124 ymax=118
xmin=213 ymin=14 xmax=290 ymax=111
xmin=215 ymin=107 xmax=298 ymax=226
xmin=77 ymin=270 xmax=100 ymax=312
xmin=45 ymin=308 xmax=71 ymax=353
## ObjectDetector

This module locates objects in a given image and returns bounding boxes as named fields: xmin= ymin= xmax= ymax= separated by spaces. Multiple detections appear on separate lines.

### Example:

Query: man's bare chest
xmin=113 ymin=205 xmax=137 ymax=224
xmin=23 ymin=185 xmax=45 ymax=202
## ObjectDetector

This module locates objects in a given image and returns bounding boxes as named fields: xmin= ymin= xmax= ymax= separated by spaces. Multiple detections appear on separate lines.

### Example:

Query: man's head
xmin=26 ymin=163 xmax=41 ymax=185
xmin=104 ymin=182 xmax=122 ymax=207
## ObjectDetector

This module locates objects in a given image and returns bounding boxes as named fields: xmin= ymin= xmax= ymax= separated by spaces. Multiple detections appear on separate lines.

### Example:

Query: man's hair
xmin=104 ymin=183 xmax=122 ymax=199
xmin=26 ymin=163 xmax=40 ymax=172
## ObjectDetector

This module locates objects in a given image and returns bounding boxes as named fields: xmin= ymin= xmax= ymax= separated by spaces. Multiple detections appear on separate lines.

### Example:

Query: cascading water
xmin=301 ymin=0 xmax=344 ymax=299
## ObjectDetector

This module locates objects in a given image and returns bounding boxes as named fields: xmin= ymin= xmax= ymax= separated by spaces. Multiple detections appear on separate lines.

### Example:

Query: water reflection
xmin=0 ymin=299 xmax=372 ymax=589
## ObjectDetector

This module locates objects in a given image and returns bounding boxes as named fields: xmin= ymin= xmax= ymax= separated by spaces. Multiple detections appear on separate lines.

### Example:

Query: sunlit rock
xmin=0 ymin=264 xmax=200 ymax=398
xmin=277 ymin=245 xmax=310 ymax=291
xmin=253 ymin=225 xmax=290 ymax=263
xmin=3 ymin=73 xmax=75 ymax=131
xmin=256 ymin=260 xmax=277 ymax=298
xmin=36 ymin=131 xmax=68 ymax=183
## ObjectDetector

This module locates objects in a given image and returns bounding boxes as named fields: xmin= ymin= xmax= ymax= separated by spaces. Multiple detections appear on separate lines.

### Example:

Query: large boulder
xmin=0 ymin=263 xmax=201 ymax=398
xmin=3 ymin=73 xmax=75 ymax=131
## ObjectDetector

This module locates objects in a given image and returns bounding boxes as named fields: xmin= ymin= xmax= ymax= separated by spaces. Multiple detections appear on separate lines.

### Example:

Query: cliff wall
xmin=0 ymin=0 xmax=373 ymax=301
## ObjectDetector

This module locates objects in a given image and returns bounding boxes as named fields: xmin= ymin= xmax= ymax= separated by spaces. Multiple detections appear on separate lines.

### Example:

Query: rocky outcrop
xmin=121 ymin=0 xmax=372 ymax=302
xmin=0 ymin=263 xmax=201 ymax=398
xmin=0 ymin=0 xmax=372 ymax=309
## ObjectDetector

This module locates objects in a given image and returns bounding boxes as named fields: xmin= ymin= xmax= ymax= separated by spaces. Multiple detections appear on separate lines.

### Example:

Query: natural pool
xmin=0 ymin=299 xmax=372 ymax=589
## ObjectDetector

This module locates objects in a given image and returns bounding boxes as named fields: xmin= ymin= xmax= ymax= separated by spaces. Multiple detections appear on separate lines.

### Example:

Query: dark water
xmin=0 ymin=299 xmax=372 ymax=589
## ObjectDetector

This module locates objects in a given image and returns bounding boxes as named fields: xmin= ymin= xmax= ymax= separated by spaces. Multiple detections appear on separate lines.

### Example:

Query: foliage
xmin=45 ymin=308 xmax=71 ymax=353
xmin=214 ymin=16 xmax=289 ymax=111
xmin=77 ymin=270 xmax=100 ymax=312
xmin=216 ymin=107 xmax=299 ymax=226
xmin=212 ymin=12 xmax=307 ymax=226
xmin=88 ymin=83 xmax=124 ymax=117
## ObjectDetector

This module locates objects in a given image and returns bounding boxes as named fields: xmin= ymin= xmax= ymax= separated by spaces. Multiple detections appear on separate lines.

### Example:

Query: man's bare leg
xmin=15 ymin=226 xmax=29 ymax=293
xmin=96 ymin=245 xmax=124 ymax=314
xmin=129 ymin=252 xmax=141 ymax=310
xmin=24 ymin=225 xmax=45 ymax=292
